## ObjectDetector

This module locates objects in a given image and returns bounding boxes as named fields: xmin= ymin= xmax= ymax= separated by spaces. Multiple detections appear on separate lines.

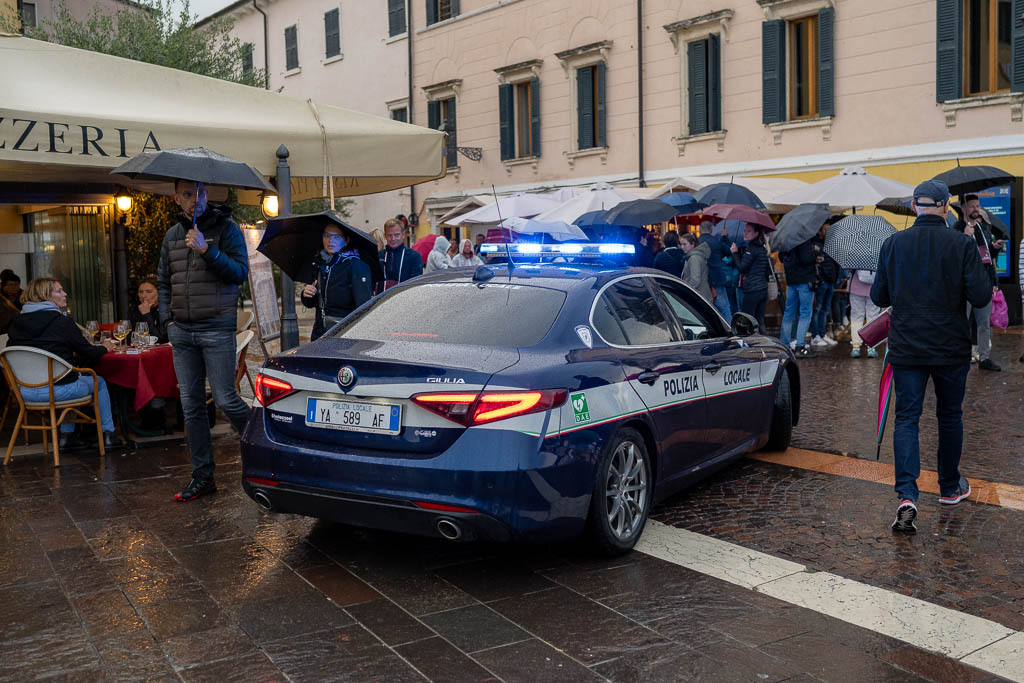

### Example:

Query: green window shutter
xmin=452 ymin=0 xmax=460 ymax=17
xmin=427 ymin=100 xmax=440 ymax=130
xmin=936 ymin=0 xmax=962 ymax=102
xmin=595 ymin=61 xmax=607 ymax=147
xmin=530 ymin=78 xmax=541 ymax=157
xmin=577 ymin=66 xmax=594 ymax=149
xmin=709 ymin=34 xmax=722 ymax=132
xmin=762 ymin=19 xmax=786 ymax=124
xmin=284 ymin=25 xmax=299 ymax=71
xmin=688 ymin=39 xmax=708 ymax=136
xmin=425 ymin=0 xmax=437 ymax=26
xmin=498 ymin=83 xmax=514 ymax=160
xmin=388 ymin=0 xmax=406 ymax=37
xmin=1013 ymin=0 xmax=1024 ymax=92
xmin=324 ymin=9 xmax=340 ymax=59
xmin=445 ymin=99 xmax=457 ymax=167
xmin=817 ymin=7 xmax=835 ymax=117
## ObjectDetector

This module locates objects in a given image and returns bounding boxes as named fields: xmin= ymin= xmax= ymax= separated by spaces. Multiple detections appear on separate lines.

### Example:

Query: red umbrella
xmin=702 ymin=204 xmax=777 ymax=232
xmin=412 ymin=234 xmax=438 ymax=263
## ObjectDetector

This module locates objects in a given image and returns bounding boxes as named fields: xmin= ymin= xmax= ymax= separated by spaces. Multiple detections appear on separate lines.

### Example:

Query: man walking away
xmin=698 ymin=222 xmax=734 ymax=321
xmin=779 ymin=233 xmax=819 ymax=358
xmin=871 ymin=180 xmax=991 ymax=533
xmin=158 ymin=180 xmax=253 ymax=502
xmin=653 ymin=230 xmax=686 ymax=276
xmin=954 ymin=194 xmax=1006 ymax=371
xmin=380 ymin=218 xmax=423 ymax=290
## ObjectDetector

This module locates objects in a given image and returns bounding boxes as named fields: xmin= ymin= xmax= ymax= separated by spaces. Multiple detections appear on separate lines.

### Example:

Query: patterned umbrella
xmin=822 ymin=214 xmax=897 ymax=271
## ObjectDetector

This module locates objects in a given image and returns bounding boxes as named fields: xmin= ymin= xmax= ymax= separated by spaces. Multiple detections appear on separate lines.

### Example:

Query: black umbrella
xmin=573 ymin=210 xmax=609 ymax=227
xmin=931 ymin=164 xmax=1014 ymax=196
xmin=694 ymin=183 xmax=767 ymax=211
xmin=770 ymin=203 xmax=832 ymax=253
xmin=602 ymin=199 xmax=679 ymax=228
xmin=111 ymin=147 xmax=277 ymax=192
xmin=258 ymin=211 xmax=383 ymax=284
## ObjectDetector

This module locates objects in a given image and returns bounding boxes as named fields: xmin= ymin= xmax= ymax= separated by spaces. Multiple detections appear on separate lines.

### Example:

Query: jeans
xmin=713 ymin=287 xmax=733 ymax=322
xmin=810 ymin=284 xmax=834 ymax=338
xmin=780 ymin=284 xmax=814 ymax=347
xmin=741 ymin=290 xmax=767 ymax=335
xmin=168 ymin=324 xmax=252 ymax=480
xmin=968 ymin=301 xmax=993 ymax=361
xmin=21 ymin=375 xmax=115 ymax=434
xmin=891 ymin=363 xmax=969 ymax=501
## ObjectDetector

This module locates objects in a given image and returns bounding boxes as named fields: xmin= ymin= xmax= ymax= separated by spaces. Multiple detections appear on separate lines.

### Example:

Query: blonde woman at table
xmin=6 ymin=278 xmax=122 ymax=452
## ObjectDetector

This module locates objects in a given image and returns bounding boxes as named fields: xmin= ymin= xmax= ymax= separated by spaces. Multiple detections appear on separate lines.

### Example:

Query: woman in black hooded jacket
xmin=737 ymin=224 xmax=771 ymax=334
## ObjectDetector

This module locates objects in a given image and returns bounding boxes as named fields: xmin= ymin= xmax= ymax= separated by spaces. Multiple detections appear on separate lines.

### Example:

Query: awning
xmin=0 ymin=34 xmax=445 ymax=202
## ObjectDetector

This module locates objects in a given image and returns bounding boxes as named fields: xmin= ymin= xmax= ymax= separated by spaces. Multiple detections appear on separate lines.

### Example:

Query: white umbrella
xmin=773 ymin=167 xmax=914 ymax=210
xmin=499 ymin=217 xmax=588 ymax=241
xmin=454 ymin=192 xmax=560 ymax=224
xmin=534 ymin=182 xmax=639 ymax=223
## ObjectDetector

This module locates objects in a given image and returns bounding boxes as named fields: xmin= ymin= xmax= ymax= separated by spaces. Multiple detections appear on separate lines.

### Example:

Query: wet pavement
xmin=0 ymin=334 xmax=1021 ymax=681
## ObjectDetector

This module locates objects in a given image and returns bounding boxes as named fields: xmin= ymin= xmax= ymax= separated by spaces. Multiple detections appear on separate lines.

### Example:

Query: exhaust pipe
xmin=252 ymin=490 xmax=274 ymax=511
xmin=436 ymin=518 xmax=462 ymax=541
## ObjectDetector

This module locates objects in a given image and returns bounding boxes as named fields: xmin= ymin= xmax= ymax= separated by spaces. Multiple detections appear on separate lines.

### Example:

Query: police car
xmin=240 ymin=249 xmax=799 ymax=555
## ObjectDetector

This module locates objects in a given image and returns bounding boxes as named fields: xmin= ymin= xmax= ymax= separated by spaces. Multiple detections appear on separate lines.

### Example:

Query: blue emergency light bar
xmin=479 ymin=242 xmax=635 ymax=256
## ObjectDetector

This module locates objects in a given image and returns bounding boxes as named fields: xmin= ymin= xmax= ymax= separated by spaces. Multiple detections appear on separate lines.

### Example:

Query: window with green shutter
xmin=426 ymin=0 xmax=458 ymax=26
xmin=762 ymin=8 xmax=834 ymax=124
xmin=324 ymin=8 xmax=341 ymax=59
xmin=284 ymin=25 xmax=299 ymax=71
xmin=687 ymin=36 xmax=721 ymax=135
xmin=388 ymin=0 xmax=406 ymax=37
xmin=576 ymin=63 xmax=606 ymax=150
xmin=499 ymin=79 xmax=541 ymax=160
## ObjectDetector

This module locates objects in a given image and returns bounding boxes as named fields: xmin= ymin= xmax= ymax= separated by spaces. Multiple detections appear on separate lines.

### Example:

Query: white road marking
xmin=636 ymin=519 xmax=1024 ymax=681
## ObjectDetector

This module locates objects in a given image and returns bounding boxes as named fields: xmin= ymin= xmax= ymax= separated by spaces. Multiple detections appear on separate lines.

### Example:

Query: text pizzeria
xmin=0 ymin=118 xmax=161 ymax=157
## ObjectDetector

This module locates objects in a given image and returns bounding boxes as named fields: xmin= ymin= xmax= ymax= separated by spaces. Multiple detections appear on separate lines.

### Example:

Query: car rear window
xmin=333 ymin=282 xmax=566 ymax=347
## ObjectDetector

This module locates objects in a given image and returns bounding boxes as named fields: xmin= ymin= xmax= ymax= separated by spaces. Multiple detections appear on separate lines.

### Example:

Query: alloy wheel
xmin=604 ymin=439 xmax=648 ymax=540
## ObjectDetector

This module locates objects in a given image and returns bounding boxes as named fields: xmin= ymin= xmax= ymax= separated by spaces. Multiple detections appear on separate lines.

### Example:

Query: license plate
xmin=305 ymin=397 xmax=402 ymax=435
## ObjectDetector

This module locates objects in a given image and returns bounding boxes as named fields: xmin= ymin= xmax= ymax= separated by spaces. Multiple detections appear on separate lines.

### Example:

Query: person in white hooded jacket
xmin=451 ymin=238 xmax=484 ymax=267
xmin=426 ymin=235 xmax=453 ymax=273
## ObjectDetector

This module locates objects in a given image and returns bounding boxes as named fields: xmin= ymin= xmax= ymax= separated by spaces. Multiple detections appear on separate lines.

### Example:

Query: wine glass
xmin=114 ymin=321 xmax=130 ymax=352
xmin=86 ymin=320 xmax=99 ymax=343
xmin=134 ymin=322 xmax=148 ymax=350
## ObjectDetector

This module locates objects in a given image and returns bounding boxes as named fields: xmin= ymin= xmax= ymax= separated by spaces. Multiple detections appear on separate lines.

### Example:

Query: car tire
xmin=765 ymin=369 xmax=793 ymax=451
xmin=584 ymin=427 xmax=652 ymax=556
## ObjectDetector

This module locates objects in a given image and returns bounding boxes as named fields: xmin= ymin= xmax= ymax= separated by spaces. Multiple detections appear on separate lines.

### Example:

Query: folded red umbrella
xmin=702 ymin=204 xmax=777 ymax=232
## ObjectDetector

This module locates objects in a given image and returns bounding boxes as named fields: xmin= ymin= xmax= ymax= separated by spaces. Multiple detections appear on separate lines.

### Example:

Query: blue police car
xmin=240 ymin=254 xmax=799 ymax=555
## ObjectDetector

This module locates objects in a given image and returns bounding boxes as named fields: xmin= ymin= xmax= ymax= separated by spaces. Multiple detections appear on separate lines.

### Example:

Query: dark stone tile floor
xmin=0 ymin=431 xmax=999 ymax=682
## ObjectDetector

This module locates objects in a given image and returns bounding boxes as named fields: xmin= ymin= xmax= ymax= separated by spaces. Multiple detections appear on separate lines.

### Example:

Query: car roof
xmin=413 ymin=264 xmax=675 ymax=293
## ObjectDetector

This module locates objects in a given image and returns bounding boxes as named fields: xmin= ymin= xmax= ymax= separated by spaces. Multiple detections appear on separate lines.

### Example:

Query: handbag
xmin=858 ymin=309 xmax=891 ymax=349
xmin=767 ymin=267 xmax=780 ymax=301
xmin=990 ymin=290 xmax=1008 ymax=329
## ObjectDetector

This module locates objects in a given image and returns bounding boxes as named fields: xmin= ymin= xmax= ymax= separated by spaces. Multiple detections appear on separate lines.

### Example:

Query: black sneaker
xmin=795 ymin=346 xmax=817 ymax=358
xmin=103 ymin=433 xmax=126 ymax=452
xmin=939 ymin=477 xmax=971 ymax=505
xmin=174 ymin=478 xmax=217 ymax=502
xmin=978 ymin=359 xmax=1001 ymax=372
xmin=58 ymin=434 xmax=89 ymax=452
xmin=892 ymin=499 xmax=917 ymax=533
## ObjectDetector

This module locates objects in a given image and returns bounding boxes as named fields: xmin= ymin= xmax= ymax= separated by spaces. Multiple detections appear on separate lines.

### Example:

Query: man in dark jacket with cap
xmin=870 ymin=180 xmax=991 ymax=533
xmin=157 ymin=180 xmax=252 ymax=502
xmin=953 ymin=194 xmax=1005 ymax=371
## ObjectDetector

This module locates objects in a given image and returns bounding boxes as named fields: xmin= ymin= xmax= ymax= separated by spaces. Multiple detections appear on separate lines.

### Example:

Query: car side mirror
xmin=730 ymin=312 xmax=758 ymax=337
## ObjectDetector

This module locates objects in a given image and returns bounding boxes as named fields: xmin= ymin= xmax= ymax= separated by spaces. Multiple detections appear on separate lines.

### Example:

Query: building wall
xmin=20 ymin=0 xmax=131 ymax=30
xmin=412 ymin=0 xmax=1023 ymax=208
xmin=212 ymin=0 xmax=412 ymax=233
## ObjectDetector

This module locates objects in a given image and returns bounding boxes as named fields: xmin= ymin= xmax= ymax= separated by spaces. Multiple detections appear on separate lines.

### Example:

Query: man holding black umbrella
xmin=870 ymin=180 xmax=990 ymax=533
xmin=954 ymin=194 xmax=1006 ymax=371
xmin=158 ymin=180 xmax=252 ymax=502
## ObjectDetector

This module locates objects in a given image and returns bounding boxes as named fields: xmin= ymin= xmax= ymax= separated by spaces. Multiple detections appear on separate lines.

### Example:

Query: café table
xmin=95 ymin=344 xmax=179 ymax=437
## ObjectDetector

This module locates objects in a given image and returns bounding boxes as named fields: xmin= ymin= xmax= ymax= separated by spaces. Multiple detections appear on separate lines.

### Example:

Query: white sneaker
xmin=811 ymin=335 xmax=829 ymax=347
xmin=842 ymin=316 xmax=850 ymax=327
xmin=824 ymin=335 xmax=839 ymax=346
xmin=789 ymin=340 xmax=797 ymax=350
xmin=971 ymin=345 xmax=980 ymax=364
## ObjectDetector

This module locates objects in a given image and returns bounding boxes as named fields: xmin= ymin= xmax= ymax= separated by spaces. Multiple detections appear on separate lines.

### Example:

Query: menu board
xmin=242 ymin=227 xmax=280 ymax=349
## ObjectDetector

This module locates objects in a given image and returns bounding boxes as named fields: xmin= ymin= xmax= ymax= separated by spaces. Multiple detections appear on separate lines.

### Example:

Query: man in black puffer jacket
xmin=871 ymin=180 xmax=991 ymax=533
xmin=157 ymin=180 xmax=252 ymax=502
xmin=653 ymin=230 xmax=686 ymax=276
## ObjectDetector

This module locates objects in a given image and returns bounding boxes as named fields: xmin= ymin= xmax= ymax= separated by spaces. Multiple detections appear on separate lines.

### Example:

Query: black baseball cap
xmin=912 ymin=180 xmax=950 ymax=207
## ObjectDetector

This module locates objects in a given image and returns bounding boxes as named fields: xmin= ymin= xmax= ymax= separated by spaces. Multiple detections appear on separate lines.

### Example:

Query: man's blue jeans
xmin=780 ymin=284 xmax=814 ymax=347
xmin=21 ymin=375 xmax=115 ymax=433
xmin=810 ymin=284 xmax=834 ymax=338
xmin=168 ymin=324 xmax=252 ymax=480
xmin=891 ymin=363 xmax=969 ymax=502
xmin=713 ymin=287 xmax=733 ymax=321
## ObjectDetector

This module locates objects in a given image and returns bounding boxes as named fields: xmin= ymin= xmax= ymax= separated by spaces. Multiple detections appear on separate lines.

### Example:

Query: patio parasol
xmin=773 ymin=167 xmax=913 ymax=210
xmin=258 ymin=211 xmax=383 ymax=284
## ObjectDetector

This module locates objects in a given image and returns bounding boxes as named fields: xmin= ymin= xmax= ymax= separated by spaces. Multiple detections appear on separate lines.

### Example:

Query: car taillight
xmin=254 ymin=373 xmax=294 ymax=407
xmin=411 ymin=389 xmax=567 ymax=426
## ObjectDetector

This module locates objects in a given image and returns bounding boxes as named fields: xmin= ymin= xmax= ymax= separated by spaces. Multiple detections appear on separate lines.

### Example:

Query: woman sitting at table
xmin=6 ymin=277 xmax=121 ymax=451
xmin=128 ymin=277 xmax=168 ymax=343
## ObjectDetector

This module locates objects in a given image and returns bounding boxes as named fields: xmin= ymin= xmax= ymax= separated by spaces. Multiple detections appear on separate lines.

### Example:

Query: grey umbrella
xmin=823 ymin=215 xmax=897 ymax=271
xmin=769 ymin=203 xmax=832 ymax=253
xmin=111 ymin=147 xmax=277 ymax=192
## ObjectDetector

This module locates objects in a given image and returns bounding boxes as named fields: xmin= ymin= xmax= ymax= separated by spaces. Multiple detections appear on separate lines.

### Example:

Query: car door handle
xmin=703 ymin=362 xmax=722 ymax=375
xmin=637 ymin=371 xmax=661 ymax=385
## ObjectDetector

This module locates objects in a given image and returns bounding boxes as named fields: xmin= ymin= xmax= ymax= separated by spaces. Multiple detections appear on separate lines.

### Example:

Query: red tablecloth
xmin=96 ymin=345 xmax=178 ymax=411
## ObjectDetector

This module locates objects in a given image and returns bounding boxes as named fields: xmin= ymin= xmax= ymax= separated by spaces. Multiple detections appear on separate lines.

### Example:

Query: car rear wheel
xmin=765 ymin=369 xmax=793 ymax=451
xmin=585 ymin=427 xmax=651 ymax=556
